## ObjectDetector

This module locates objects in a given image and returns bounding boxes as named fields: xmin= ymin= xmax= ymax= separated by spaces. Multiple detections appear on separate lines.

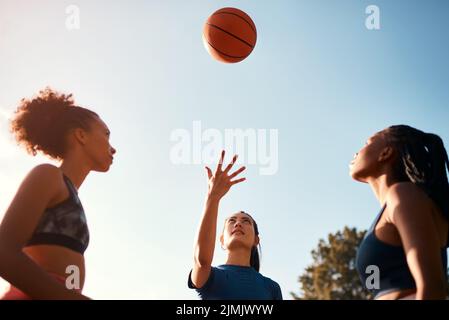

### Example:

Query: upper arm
xmin=386 ymin=183 xmax=446 ymax=290
xmin=0 ymin=164 xmax=63 ymax=251
xmin=190 ymin=263 xmax=212 ymax=289
xmin=273 ymin=282 xmax=283 ymax=300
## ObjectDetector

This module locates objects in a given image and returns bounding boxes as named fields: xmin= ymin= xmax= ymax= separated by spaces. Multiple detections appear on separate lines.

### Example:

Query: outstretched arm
xmin=190 ymin=151 xmax=246 ymax=288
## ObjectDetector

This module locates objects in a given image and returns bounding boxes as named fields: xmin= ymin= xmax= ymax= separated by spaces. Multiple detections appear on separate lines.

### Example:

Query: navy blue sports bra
xmin=356 ymin=204 xmax=448 ymax=299
xmin=25 ymin=174 xmax=89 ymax=254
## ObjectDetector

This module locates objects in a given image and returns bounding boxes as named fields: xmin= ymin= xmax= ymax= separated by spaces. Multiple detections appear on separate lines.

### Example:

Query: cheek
xmin=352 ymin=148 xmax=379 ymax=177
xmin=244 ymin=226 xmax=255 ymax=239
xmin=86 ymin=139 xmax=108 ymax=161
xmin=95 ymin=137 xmax=111 ymax=154
xmin=356 ymin=148 xmax=372 ymax=166
xmin=223 ymin=227 xmax=232 ymax=240
xmin=363 ymin=148 xmax=380 ymax=165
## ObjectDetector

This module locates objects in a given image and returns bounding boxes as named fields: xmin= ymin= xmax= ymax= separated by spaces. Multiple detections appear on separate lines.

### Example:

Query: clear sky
xmin=1 ymin=0 xmax=448 ymax=299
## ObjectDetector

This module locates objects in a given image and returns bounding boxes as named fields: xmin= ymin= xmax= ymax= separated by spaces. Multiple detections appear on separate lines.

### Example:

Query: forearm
xmin=415 ymin=283 xmax=448 ymax=300
xmin=193 ymin=194 xmax=220 ymax=266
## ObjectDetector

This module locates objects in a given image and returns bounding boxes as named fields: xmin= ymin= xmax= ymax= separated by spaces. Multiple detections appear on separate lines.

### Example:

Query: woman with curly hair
xmin=0 ymin=88 xmax=116 ymax=299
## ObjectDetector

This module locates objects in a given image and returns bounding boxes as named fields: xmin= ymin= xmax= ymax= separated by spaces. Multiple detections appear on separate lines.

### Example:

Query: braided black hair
xmin=382 ymin=125 xmax=449 ymax=245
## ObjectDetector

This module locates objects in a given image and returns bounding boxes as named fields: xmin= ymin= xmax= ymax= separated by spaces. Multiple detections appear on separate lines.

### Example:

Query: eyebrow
xmin=228 ymin=216 xmax=251 ymax=222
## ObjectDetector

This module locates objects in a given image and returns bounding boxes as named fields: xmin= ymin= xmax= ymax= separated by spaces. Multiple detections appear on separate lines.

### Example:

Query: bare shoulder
xmin=23 ymin=164 xmax=64 ymax=195
xmin=27 ymin=164 xmax=62 ymax=182
xmin=387 ymin=182 xmax=429 ymax=203
xmin=385 ymin=182 xmax=432 ymax=221
xmin=29 ymin=163 xmax=61 ymax=175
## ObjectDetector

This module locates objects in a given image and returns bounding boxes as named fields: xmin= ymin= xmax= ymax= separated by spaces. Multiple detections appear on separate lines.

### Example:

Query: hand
xmin=205 ymin=151 xmax=246 ymax=200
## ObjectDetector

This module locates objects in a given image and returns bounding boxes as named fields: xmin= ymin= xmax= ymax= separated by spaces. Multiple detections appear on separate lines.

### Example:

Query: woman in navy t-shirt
xmin=188 ymin=151 xmax=282 ymax=300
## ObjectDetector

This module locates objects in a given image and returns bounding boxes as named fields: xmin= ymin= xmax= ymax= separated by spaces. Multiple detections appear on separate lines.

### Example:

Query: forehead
xmin=92 ymin=116 xmax=109 ymax=132
xmin=368 ymin=131 xmax=385 ymax=143
xmin=226 ymin=213 xmax=252 ymax=221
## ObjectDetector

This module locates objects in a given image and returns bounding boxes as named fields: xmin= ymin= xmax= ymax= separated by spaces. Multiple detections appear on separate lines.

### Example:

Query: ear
xmin=219 ymin=234 xmax=224 ymax=247
xmin=378 ymin=146 xmax=395 ymax=162
xmin=73 ymin=128 xmax=87 ymax=146
xmin=254 ymin=235 xmax=260 ymax=246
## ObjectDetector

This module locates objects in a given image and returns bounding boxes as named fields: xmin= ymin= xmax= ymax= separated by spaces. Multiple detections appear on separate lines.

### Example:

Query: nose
xmin=353 ymin=153 xmax=358 ymax=160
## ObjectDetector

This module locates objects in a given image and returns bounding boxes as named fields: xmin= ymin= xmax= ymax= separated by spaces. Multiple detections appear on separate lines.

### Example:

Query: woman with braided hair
xmin=352 ymin=125 xmax=449 ymax=300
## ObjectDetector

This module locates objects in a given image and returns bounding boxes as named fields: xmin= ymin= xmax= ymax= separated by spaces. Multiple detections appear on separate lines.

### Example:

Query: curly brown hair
xmin=10 ymin=87 xmax=99 ymax=160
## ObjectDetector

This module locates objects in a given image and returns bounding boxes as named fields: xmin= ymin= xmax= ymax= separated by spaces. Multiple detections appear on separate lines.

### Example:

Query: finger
xmin=223 ymin=154 xmax=238 ymax=174
xmin=230 ymin=177 xmax=246 ymax=185
xmin=205 ymin=166 xmax=213 ymax=179
xmin=215 ymin=150 xmax=225 ymax=174
xmin=229 ymin=166 xmax=246 ymax=179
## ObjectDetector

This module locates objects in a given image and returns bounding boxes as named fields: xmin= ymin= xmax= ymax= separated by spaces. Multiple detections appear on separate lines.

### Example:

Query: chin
xmin=229 ymin=238 xmax=252 ymax=249
xmin=349 ymin=169 xmax=358 ymax=180
xmin=93 ymin=164 xmax=111 ymax=173
xmin=350 ymin=170 xmax=369 ymax=183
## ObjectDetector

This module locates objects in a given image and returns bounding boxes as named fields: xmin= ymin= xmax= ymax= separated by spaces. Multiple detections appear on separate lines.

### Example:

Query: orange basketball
xmin=202 ymin=7 xmax=257 ymax=63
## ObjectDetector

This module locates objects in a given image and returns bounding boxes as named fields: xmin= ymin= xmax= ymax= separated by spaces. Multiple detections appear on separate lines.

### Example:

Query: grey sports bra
xmin=25 ymin=174 xmax=89 ymax=254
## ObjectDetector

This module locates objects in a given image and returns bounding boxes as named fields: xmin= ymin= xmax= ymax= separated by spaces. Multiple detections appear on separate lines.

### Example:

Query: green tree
xmin=292 ymin=227 xmax=372 ymax=300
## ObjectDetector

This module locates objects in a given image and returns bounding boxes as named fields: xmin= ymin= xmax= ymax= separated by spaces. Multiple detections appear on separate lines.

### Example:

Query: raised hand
xmin=205 ymin=150 xmax=246 ymax=200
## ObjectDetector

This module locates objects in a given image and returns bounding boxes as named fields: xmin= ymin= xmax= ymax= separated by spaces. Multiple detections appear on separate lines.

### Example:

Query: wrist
xmin=206 ymin=192 xmax=221 ymax=202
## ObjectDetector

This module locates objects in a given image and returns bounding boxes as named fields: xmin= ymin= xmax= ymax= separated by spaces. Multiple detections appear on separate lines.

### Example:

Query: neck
xmin=366 ymin=173 xmax=398 ymax=206
xmin=225 ymin=247 xmax=251 ymax=267
xmin=59 ymin=156 xmax=91 ymax=190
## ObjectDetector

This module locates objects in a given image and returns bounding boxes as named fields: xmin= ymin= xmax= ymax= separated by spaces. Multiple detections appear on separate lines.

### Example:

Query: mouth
xmin=231 ymin=229 xmax=245 ymax=235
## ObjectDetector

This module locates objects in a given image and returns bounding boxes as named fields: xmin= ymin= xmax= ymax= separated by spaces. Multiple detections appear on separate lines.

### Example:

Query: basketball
xmin=202 ymin=7 xmax=257 ymax=63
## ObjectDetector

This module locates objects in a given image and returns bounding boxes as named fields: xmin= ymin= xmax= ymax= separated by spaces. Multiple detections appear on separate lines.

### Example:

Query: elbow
xmin=194 ymin=259 xmax=212 ymax=269
xmin=0 ymin=244 xmax=8 ymax=275
xmin=193 ymin=249 xmax=212 ymax=269
xmin=416 ymin=282 xmax=448 ymax=300
xmin=0 ymin=242 xmax=21 ymax=276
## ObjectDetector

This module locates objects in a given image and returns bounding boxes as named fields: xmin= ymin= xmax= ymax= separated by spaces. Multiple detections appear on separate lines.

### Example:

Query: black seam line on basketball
xmin=214 ymin=11 xmax=257 ymax=34
xmin=206 ymin=23 xmax=254 ymax=49
xmin=207 ymin=40 xmax=246 ymax=59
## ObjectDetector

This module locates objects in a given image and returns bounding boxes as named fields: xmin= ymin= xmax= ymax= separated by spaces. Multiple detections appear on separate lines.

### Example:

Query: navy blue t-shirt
xmin=188 ymin=265 xmax=283 ymax=300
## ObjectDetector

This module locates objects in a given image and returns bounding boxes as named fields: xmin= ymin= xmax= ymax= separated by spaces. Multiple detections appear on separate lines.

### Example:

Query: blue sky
xmin=1 ymin=0 xmax=448 ymax=299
